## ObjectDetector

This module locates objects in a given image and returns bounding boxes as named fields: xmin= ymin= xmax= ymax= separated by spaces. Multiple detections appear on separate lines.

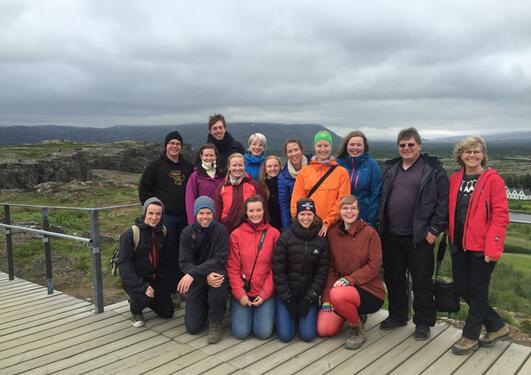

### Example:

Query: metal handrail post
xmin=42 ymin=208 xmax=54 ymax=294
xmin=3 ymin=205 xmax=15 ymax=280
xmin=89 ymin=209 xmax=104 ymax=313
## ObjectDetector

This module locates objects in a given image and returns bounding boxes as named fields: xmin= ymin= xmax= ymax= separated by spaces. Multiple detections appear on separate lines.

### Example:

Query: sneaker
xmin=131 ymin=313 xmax=145 ymax=327
xmin=379 ymin=316 xmax=407 ymax=331
xmin=345 ymin=322 xmax=367 ymax=350
xmin=452 ymin=337 xmax=479 ymax=355
xmin=172 ymin=293 xmax=182 ymax=309
xmin=414 ymin=325 xmax=430 ymax=341
xmin=479 ymin=324 xmax=511 ymax=347
xmin=207 ymin=321 xmax=224 ymax=344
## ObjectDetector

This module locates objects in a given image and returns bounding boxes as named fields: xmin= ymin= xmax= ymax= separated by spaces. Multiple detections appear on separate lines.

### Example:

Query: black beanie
xmin=164 ymin=131 xmax=183 ymax=148
xmin=296 ymin=198 xmax=316 ymax=215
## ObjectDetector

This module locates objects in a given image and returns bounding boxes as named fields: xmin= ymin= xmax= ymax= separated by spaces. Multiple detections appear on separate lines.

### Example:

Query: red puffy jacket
xmin=227 ymin=221 xmax=280 ymax=301
xmin=448 ymin=168 xmax=509 ymax=260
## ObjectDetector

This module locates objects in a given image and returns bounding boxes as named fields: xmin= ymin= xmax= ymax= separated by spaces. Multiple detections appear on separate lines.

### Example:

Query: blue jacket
xmin=244 ymin=151 xmax=265 ymax=181
xmin=278 ymin=165 xmax=296 ymax=229
xmin=337 ymin=152 xmax=382 ymax=226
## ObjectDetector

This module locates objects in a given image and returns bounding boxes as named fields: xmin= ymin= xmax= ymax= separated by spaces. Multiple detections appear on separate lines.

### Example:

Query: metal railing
xmin=1 ymin=202 xmax=139 ymax=313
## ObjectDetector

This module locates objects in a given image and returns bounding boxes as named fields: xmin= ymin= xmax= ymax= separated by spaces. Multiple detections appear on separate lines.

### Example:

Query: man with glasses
xmin=377 ymin=127 xmax=448 ymax=340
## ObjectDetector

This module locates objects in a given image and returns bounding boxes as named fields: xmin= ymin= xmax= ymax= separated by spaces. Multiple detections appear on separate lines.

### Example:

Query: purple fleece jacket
xmin=185 ymin=168 xmax=224 ymax=224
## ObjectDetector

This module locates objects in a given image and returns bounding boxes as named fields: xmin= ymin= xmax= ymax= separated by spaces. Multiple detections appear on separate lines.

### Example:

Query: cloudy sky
xmin=1 ymin=0 xmax=530 ymax=138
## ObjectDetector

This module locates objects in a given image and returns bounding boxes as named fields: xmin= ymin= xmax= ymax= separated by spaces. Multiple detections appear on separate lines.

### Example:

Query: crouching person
xmin=178 ymin=196 xmax=229 ymax=344
xmin=118 ymin=197 xmax=173 ymax=327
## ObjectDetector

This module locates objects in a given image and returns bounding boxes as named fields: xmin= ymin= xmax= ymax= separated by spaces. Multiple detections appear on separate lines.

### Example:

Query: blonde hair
xmin=259 ymin=155 xmax=282 ymax=197
xmin=339 ymin=194 xmax=359 ymax=208
xmin=452 ymin=136 xmax=488 ymax=168
xmin=248 ymin=133 xmax=267 ymax=150
xmin=225 ymin=153 xmax=245 ymax=183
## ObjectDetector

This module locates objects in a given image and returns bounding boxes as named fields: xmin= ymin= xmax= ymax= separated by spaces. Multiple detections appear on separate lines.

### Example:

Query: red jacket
xmin=448 ymin=168 xmax=509 ymax=260
xmin=227 ymin=221 xmax=280 ymax=301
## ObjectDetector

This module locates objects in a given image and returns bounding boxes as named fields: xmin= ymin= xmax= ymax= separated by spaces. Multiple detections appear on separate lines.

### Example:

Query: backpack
xmin=110 ymin=224 xmax=167 ymax=276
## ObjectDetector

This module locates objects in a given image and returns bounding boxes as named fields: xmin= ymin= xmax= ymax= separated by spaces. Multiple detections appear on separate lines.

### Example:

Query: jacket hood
xmin=309 ymin=158 xmax=339 ymax=167
xmin=134 ymin=217 xmax=165 ymax=232
xmin=193 ymin=164 xmax=224 ymax=178
xmin=160 ymin=151 xmax=185 ymax=165
xmin=333 ymin=218 xmax=367 ymax=238
xmin=207 ymin=131 xmax=237 ymax=148
xmin=238 ymin=221 xmax=270 ymax=233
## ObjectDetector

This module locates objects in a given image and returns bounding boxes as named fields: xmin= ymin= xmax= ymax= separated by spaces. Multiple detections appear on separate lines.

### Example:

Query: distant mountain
xmin=430 ymin=131 xmax=531 ymax=144
xmin=0 ymin=123 xmax=343 ymax=151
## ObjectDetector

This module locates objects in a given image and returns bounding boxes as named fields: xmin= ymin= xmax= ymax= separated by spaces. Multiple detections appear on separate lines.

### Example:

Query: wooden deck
xmin=1 ymin=272 xmax=529 ymax=375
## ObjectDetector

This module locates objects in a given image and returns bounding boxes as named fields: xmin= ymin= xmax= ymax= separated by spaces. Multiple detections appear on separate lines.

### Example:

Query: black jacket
xmin=179 ymin=222 xmax=229 ymax=279
xmin=272 ymin=220 xmax=329 ymax=303
xmin=118 ymin=219 xmax=167 ymax=294
xmin=138 ymin=152 xmax=194 ymax=215
xmin=207 ymin=131 xmax=245 ymax=172
xmin=377 ymin=153 xmax=449 ymax=244
xmin=266 ymin=176 xmax=282 ymax=231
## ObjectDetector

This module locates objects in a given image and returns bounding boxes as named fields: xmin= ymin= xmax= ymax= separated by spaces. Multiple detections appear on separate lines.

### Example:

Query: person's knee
xmin=300 ymin=329 xmax=316 ymax=342
xmin=185 ymin=318 xmax=205 ymax=335
xmin=276 ymin=326 xmax=294 ymax=342
xmin=254 ymin=325 xmax=273 ymax=340
xmin=231 ymin=324 xmax=252 ymax=339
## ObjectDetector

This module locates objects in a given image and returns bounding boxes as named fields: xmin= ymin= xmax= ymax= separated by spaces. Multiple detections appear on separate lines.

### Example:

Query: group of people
xmin=116 ymin=114 xmax=510 ymax=355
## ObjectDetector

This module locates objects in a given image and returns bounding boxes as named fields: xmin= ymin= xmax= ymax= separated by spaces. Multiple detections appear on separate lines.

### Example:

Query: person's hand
xmin=333 ymin=277 xmax=350 ymax=287
xmin=145 ymin=285 xmax=155 ymax=298
xmin=285 ymin=299 xmax=299 ymax=320
xmin=177 ymin=274 xmax=194 ymax=294
xmin=484 ymin=255 xmax=491 ymax=263
xmin=318 ymin=224 xmax=329 ymax=237
xmin=425 ymin=232 xmax=437 ymax=245
xmin=207 ymin=272 xmax=224 ymax=288
xmin=321 ymin=302 xmax=334 ymax=312
xmin=299 ymin=297 xmax=314 ymax=318
xmin=239 ymin=295 xmax=252 ymax=307
xmin=250 ymin=295 xmax=264 ymax=306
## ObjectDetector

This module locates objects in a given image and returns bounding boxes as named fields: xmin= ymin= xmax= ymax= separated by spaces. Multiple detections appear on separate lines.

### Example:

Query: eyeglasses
xmin=399 ymin=143 xmax=417 ymax=149
xmin=463 ymin=150 xmax=483 ymax=156
xmin=340 ymin=206 xmax=358 ymax=211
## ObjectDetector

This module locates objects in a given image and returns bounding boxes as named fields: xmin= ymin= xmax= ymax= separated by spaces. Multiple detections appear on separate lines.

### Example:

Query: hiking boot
xmin=379 ymin=316 xmax=407 ymax=331
xmin=345 ymin=322 xmax=367 ymax=350
xmin=479 ymin=324 xmax=511 ymax=347
xmin=360 ymin=314 xmax=368 ymax=327
xmin=207 ymin=321 xmax=224 ymax=344
xmin=131 ymin=312 xmax=145 ymax=327
xmin=414 ymin=324 xmax=430 ymax=341
xmin=452 ymin=337 xmax=479 ymax=355
xmin=172 ymin=293 xmax=182 ymax=309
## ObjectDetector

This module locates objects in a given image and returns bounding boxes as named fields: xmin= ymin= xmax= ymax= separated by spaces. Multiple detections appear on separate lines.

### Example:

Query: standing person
xmin=377 ymin=127 xmax=448 ymax=340
xmin=337 ymin=131 xmax=382 ymax=226
xmin=244 ymin=133 xmax=267 ymax=180
xmin=273 ymin=198 xmax=328 ymax=342
xmin=317 ymin=195 xmax=385 ymax=350
xmin=226 ymin=195 xmax=280 ymax=339
xmin=260 ymin=155 xmax=283 ymax=231
xmin=213 ymin=153 xmax=266 ymax=234
xmin=185 ymin=144 xmax=225 ymax=225
xmin=118 ymin=197 xmax=173 ymax=327
xmin=448 ymin=136 xmax=510 ymax=355
xmin=206 ymin=113 xmax=245 ymax=172
xmin=178 ymin=196 xmax=229 ymax=344
xmin=278 ymin=139 xmax=309 ymax=230
xmin=291 ymin=130 xmax=350 ymax=237
xmin=138 ymin=131 xmax=194 ymax=308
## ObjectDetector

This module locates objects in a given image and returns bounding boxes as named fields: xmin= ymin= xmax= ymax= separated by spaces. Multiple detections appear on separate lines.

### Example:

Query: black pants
xmin=382 ymin=232 xmax=436 ymax=326
xmin=162 ymin=213 xmax=187 ymax=293
xmin=125 ymin=278 xmax=173 ymax=319
xmin=451 ymin=250 xmax=504 ymax=340
xmin=184 ymin=272 xmax=228 ymax=334
xmin=357 ymin=286 xmax=385 ymax=315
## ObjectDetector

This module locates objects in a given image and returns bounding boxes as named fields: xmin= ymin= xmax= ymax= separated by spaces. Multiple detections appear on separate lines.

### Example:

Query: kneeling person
xmin=118 ymin=197 xmax=173 ymax=327
xmin=178 ymin=196 xmax=229 ymax=344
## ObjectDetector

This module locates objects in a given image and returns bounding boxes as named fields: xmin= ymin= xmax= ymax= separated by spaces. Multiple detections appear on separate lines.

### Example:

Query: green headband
xmin=314 ymin=130 xmax=333 ymax=146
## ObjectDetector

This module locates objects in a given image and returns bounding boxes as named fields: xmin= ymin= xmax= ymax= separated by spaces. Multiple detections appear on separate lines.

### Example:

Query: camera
xmin=243 ymin=279 xmax=251 ymax=292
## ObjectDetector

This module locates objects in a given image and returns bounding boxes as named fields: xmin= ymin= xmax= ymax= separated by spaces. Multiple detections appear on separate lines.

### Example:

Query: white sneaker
xmin=131 ymin=313 xmax=145 ymax=327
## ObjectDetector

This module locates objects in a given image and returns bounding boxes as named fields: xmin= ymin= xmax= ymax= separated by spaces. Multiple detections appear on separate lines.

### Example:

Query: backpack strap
xmin=131 ymin=225 xmax=140 ymax=251
xmin=307 ymin=165 xmax=337 ymax=198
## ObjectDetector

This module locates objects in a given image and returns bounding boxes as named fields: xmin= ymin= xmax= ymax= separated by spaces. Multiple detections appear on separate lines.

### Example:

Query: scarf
xmin=287 ymin=155 xmax=308 ymax=179
xmin=202 ymin=161 xmax=217 ymax=178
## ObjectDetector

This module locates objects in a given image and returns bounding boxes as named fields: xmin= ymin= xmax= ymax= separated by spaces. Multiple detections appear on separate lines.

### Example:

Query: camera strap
xmin=248 ymin=230 xmax=267 ymax=283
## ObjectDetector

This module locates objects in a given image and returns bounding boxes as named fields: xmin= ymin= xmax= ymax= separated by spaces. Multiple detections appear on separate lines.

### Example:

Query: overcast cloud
xmin=1 ymin=0 xmax=530 ymax=138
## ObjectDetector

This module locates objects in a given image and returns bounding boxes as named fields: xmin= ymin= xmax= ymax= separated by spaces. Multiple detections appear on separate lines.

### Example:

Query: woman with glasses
xmin=448 ymin=136 xmax=510 ymax=355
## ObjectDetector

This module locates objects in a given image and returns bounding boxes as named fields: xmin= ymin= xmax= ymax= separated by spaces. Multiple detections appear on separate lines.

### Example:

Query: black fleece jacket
xmin=207 ymin=131 xmax=245 ymax=172
xmin=138 ymin=152 xmax=194 ymax=215
xmin=272 ymin=220 xmax=329 ymax=303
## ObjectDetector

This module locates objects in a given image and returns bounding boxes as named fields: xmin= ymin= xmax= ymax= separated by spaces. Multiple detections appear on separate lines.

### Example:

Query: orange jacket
xmin=290 ymin=159 xmax=351 ymax=226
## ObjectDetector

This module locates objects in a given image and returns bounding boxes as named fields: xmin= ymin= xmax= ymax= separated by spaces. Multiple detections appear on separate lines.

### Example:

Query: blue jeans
xmin=275 ymin=296 xmax=317 ymax=342
xmin=230 ymin=296 xmax=275 ymax=339
xmin=162 ymin=213 xmax=187 ymax=292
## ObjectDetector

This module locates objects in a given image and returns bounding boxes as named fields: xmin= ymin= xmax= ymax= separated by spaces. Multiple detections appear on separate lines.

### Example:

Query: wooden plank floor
xmin=1 ymin=272 xmax=529 ymax=375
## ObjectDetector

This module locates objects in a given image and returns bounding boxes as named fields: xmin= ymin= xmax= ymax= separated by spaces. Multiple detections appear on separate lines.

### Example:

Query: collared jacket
xmin=118 ymin=218 xmax=167 ymax=294
xmin=323 ymin=219 xmax=386 ymax=302
xmin=377 ymin=153 xmax=449 ymax=244
xmin=185 ymin=165 xmax=224 ymax=224
xmin=179 ymin=222 xmax=229 ymax=278
xmin=337 ymin=152 xmax=382 ymax=226
xmin=278 ymin=154 xmax=312 ymax=229
xmin=290 ymin=159 xmax=351 ymax=227
xmin=272 ymin=219 xmax=328 ymax=303
xmin=138 ymin=152 xmax=194 ymax=215
xmin=227 ymin=221 xmax=280 ymax=301
xmin=448 ymin=167 xmax=509 ymax=260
